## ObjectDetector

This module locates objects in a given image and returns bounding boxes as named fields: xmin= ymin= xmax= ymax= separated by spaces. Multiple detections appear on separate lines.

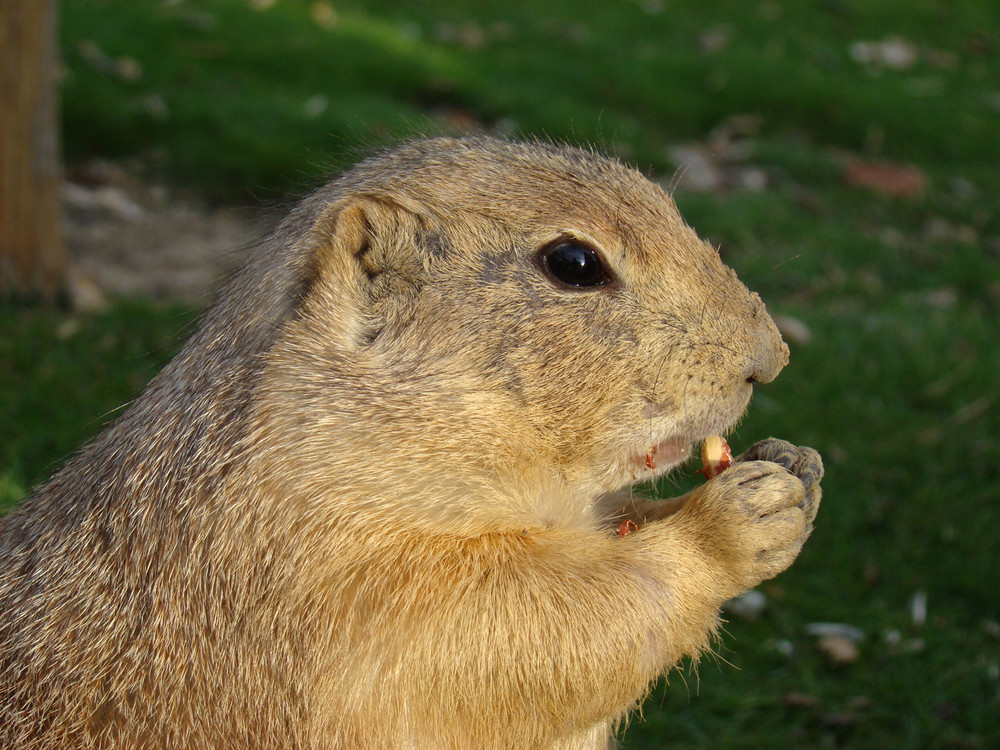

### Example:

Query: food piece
xmin=697 ymin=435 xmax=734 ymax=479
xmin=617 ymin=519 xmax=639 ymax=538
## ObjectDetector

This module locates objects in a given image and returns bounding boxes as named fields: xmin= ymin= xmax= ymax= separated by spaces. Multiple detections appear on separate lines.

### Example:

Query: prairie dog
xmin=0 ymin=137 xmax=822 ymax=749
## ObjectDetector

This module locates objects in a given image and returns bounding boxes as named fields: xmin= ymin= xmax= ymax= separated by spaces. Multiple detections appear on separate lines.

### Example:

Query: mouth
xmin=616 ymin=394 xmax=748 ymax=486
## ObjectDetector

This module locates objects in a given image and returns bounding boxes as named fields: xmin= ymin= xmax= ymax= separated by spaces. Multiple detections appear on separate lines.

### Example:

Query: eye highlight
xmin=539 ymin=240 xmax=612 ymax=289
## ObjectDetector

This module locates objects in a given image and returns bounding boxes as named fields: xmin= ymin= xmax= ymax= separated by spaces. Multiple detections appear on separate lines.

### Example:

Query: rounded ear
xmin=303 ymin=196 xmax=429 ymax=349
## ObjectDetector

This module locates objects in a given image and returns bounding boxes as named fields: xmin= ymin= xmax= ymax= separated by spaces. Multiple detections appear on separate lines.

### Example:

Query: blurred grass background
xmin=2 ymin=0 xmax=999 ymax=747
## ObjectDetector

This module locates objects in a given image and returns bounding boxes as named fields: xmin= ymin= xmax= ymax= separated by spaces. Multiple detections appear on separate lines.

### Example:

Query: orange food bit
xmin=617 ymin=519 xmax=638 ymax=538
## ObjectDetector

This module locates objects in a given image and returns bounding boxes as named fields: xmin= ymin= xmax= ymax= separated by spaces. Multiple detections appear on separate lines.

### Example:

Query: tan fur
xmin=0 ymin=137 xmax=822 ymax=749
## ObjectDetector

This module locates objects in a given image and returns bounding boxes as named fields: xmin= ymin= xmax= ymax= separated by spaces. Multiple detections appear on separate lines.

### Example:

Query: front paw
xmin=738 ymin=438 xmax=823 ymax=526
xmin=681 ymin=457 xmax=817 ymax=594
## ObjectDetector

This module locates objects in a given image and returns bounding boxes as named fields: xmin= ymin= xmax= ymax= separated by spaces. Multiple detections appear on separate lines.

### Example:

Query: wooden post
xmin=0 ymin=0 xmax=65 ymax=299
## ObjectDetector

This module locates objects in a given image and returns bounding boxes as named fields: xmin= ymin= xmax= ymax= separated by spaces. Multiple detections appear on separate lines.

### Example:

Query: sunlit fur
xmin=0 ymin=138 xmax=816 ymax=749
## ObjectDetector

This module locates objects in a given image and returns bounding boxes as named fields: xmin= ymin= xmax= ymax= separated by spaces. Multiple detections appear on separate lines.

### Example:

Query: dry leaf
xmin=843 ymin=159 xmax=929 ymax=198
xmin=817 ymin=635 xmax=860 ymax=664
xmin=806 ymin=622 xmax=865 ymax=641
xmin=724 ymin=590 xmax=767 ymax=620
xmin=311 ymin=2 xmax=337 ymax=29
xmin=772 ymin=314 xmax=811 ymax=345
xmin=849 ymin=36 xmax=918 ymax=70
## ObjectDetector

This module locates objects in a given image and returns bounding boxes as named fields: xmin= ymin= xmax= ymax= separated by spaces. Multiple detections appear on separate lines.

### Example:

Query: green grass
xmin=0 ymin=301 xmax=198 ymax=510
xmin=61 ymin=0 xmax=1000 ymax=200
xmin=3 ymin=0 xmax=998 ymax=746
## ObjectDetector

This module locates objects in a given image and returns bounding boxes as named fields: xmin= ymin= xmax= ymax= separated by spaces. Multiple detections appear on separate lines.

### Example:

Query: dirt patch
xmin=63 ymin=161 xmax=278 ymax=310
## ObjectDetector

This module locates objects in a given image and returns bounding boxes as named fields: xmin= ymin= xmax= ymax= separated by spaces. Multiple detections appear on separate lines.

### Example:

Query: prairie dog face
xmin=266 ymin=138 xmax=788 ymax=498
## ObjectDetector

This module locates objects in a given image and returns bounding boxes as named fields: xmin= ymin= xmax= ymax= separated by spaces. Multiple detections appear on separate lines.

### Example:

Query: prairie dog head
xmin=255 ymin=138 xmax=787 ymax=511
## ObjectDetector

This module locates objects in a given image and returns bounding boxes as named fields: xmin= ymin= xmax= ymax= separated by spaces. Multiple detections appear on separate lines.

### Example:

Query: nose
xmin=745 ymin=314 xmax=789 ymax=385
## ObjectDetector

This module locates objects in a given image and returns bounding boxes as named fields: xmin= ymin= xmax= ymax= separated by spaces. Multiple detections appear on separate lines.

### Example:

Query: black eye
xmin=539 ymin=241 xmax=612 ymax=288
